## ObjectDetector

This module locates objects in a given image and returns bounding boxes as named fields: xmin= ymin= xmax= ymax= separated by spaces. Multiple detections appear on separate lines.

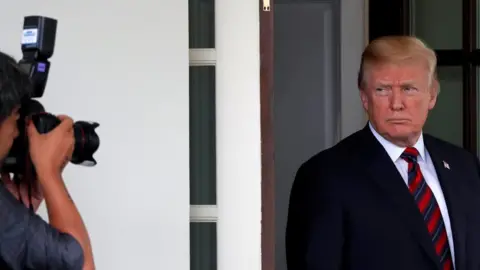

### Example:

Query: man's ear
xmin=359 ymin=89 xmax=369 ymax=111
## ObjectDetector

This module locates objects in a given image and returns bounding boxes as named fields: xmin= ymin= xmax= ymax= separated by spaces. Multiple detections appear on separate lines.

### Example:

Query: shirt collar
xmin=368 ymin=122 xmax=426 ymax=162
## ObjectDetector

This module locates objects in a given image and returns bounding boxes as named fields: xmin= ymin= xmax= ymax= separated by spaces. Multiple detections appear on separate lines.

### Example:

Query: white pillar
xmin=216 ymin=0 xmax=262 ymax=269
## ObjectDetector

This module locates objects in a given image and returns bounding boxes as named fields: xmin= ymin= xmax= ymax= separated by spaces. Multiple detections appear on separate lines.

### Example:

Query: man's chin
xmin=384 ymin=128 xmax=421 ymax=146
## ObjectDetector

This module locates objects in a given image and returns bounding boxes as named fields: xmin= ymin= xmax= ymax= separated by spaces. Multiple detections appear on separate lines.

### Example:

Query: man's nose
xmin=389 ymin=89 xmax=405 ymax=111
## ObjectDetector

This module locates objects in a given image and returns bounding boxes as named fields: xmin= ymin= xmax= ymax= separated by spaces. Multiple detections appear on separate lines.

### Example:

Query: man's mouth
xmin=388 ymin=119 xmax=410 ymax=123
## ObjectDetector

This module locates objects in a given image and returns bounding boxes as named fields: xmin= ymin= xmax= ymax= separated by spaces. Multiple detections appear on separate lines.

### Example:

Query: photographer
xmin=0 ymin=52 xmax=95 ymax=269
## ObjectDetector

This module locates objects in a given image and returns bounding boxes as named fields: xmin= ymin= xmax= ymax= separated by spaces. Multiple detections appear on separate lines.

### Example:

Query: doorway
xmin=260 ymin=0 xmax=367 ymax=269
xmin=273 ymin=2 xmax=340 ymax=270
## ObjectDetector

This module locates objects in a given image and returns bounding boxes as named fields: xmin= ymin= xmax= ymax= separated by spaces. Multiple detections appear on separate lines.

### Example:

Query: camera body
xmin=1 ymin=16 xmax=100 ymax=175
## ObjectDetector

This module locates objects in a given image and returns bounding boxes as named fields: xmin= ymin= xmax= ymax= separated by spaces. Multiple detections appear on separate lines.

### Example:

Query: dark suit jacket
xmin=285 ymin=124 xmax=480 ymax=270
xmin=0 ymin=182 xmax=84 ymax=270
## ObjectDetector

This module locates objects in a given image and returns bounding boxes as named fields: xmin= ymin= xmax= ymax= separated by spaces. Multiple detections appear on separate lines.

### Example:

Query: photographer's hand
xmin=28 ymin=115 xmax=74 ymax=176
xmin=27 ymin=115 xmax=95 ymax=270
xmin=0 ymin=115 xmax=72 ymax=214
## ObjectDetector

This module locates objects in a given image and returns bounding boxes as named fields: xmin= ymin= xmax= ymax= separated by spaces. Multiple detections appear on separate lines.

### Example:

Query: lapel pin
xmin=443 ymin=161 xmax=450 ymax=170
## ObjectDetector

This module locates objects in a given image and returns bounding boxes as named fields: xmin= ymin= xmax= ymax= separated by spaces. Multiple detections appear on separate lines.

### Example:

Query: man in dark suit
xmin=285 ymin=36 xmax=480 ymax=270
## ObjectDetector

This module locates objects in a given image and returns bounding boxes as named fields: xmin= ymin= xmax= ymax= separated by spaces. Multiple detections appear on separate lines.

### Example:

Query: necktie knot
xmin=400 ymin=147 xmax=419 ymax=163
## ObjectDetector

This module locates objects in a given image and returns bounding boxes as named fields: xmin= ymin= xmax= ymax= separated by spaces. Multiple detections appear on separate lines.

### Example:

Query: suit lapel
xmin=357 ymin=126 xmax=441 ymax=269
xmin=424 ymin=136 xmax=467 ymax=270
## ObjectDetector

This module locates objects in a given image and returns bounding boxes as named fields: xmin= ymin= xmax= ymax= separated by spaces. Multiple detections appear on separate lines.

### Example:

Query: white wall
xmin=0 ymin=2 xmax=190 ymax=269
xmin=216 ymin=0 xmax=262 ymax=269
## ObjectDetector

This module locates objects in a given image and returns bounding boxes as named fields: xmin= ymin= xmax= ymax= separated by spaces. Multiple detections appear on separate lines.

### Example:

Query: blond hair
xmin=357 ymin=36 xmax=438 ymax=91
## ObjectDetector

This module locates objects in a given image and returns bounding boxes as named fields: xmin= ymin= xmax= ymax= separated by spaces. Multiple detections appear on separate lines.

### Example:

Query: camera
xmin=2 ymin=16 xmax=100 ymax=174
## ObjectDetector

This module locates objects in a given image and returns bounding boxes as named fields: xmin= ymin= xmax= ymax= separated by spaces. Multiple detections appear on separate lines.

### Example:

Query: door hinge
xmin=263 ymin=0 xmax=270 ymax=11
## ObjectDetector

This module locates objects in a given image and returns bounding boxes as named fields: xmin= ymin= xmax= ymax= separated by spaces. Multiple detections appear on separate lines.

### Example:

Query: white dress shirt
xmin=369 ymin=123 xmax=455 ymax=266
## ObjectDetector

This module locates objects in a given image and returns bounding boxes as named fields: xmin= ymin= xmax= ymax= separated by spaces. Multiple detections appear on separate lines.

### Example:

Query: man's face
xmin=360 ymin=62 xmax=437 ymax=146
xmin=0 ymin=107 xmax=20 ymax=161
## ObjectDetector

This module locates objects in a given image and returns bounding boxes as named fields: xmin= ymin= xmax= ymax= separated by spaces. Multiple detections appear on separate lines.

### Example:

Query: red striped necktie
xmin=400 ymin=147 xmax=454 ymax=270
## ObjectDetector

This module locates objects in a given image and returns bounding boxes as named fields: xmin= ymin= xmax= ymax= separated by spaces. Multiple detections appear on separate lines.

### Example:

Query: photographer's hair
xmin=0 ymin=51 xmax=32 ymax=122
xmin=357 ymin=36 xmax=439 ymax=92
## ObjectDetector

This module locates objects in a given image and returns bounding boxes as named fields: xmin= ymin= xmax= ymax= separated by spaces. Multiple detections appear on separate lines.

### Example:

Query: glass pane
xmin=411 ymin=0 xmax=462 ymax=49
xmin=189 ymin=0 xmax=215 ymax=48
xmin=190 ymin=66 xmax=216 ymax=205
xmin=190 ymin=222 xmax=217 ymax=270
xmin=424 ymin=66 xmax=463 ymax=147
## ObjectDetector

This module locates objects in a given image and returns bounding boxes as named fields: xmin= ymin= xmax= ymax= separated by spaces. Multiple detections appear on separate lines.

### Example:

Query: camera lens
xmin=71 ymin=121 xmax=100 ymax=166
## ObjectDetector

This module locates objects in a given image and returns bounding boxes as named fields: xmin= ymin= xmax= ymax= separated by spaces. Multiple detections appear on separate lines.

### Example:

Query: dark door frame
xmin=260 ymin=0 xmax=275 ymax=269
xmin=369 ymin=0 xmax=479 ymax=153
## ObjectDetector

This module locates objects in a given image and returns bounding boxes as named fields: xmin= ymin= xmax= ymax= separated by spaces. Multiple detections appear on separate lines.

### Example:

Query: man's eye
xmin=404 ymin=87 xmax=417 ymax=91
xmin=374 ymin=87 xmax=390 ymax=96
